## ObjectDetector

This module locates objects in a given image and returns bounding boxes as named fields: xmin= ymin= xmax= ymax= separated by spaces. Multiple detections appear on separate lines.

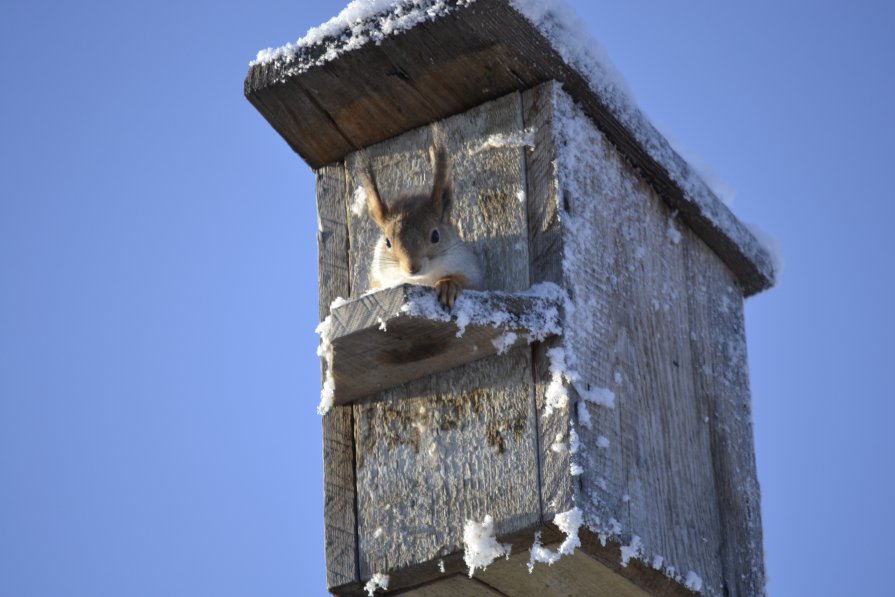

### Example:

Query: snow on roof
xmin=250 ymin=0 xmax=777 ymax=289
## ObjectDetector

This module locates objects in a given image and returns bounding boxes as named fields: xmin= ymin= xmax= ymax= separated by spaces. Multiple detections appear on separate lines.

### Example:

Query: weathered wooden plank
xmin=551 ymin=88 xmax=726 ymax=592
xmin=327 ymin=285 xmax=561 ymax=405
xmin=318 ymin=165 xmax=352 ymax=312
xmin=317 ymin=165 xmax=360 ymax=590
xmin=331 ymin=522 xmax=700 ymax=596
xmin=685 ymin=236 xmax=766 ymax=596
xmin=353 ymin=348 xmax=540 ymax=579
xmin=246 ymin=74 xmax=356 ymax=164
xmin=576 ymin=530 xmax=701 ymax=597
xmin=522 ymin=83 xmax=563 ymax=288
xmin=245 ymin=0 xmax=773 ymax=295
xmin=477 ymin=540 xmax=651 ymax=597
xmin=340 ymin=91 xmax=540 ymax=583
xmin=395 ymin=574 xmax=507 ymax=596
xmin=521 ymin=83 xmax=574 ymax=521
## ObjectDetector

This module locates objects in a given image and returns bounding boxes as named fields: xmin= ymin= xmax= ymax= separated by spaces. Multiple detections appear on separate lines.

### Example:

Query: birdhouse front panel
xmin=323 ymin=91 xmax=546 ymax=580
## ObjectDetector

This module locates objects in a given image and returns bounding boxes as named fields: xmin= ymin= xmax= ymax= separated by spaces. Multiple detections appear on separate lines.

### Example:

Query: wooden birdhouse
xmin=244 ymin=1 xmax=775 ymax=596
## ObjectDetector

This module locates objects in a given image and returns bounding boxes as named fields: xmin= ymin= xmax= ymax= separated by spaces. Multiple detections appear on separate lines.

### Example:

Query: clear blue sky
xmin=2 ymin=1 xmax=892 ymax=595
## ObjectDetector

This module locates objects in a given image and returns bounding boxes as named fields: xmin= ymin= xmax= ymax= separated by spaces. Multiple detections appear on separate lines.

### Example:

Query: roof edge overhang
xmin=244 ymin=0 xmax=775 ymax=295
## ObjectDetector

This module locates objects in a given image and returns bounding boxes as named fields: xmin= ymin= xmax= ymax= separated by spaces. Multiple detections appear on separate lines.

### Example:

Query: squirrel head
xmin=362 ymin=146 xmax=455 ymax=279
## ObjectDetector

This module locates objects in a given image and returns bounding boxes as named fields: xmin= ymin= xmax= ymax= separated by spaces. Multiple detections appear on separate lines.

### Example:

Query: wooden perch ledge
xmin=324 ymin=284 xmax=563 ymax=405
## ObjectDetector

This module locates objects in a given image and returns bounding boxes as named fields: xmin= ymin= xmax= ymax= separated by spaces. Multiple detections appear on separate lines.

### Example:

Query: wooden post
xmin=246 ymin=2 xmax=773 ymax=595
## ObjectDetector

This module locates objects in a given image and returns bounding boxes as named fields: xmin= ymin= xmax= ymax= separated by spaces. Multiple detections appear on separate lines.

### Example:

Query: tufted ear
xmin=429 ymin=144 xmax=452 ymax=220
xmin=361 ymin=167 xmax=387 ymax=226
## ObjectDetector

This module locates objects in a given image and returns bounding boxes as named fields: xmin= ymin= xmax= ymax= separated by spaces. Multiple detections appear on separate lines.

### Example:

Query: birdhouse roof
xmin=244 ymin=0 xmax=776 ymax=295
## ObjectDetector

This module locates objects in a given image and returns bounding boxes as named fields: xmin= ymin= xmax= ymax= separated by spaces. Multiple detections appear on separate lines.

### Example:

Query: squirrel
xmin=361 ymin=142 xmax=482 ymax=309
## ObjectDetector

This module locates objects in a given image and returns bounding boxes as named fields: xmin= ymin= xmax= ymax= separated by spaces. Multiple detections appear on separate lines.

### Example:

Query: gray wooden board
xmin=318 ymin=164 xmax=360 ymax=589
xmin=245 ymin=0 xmax=773 ymax=295
xmin=552 ymin=88 xmax=726 ymax=592
xmin=521 ymin=83 xmax=575 ymax=521
xmin=330 ymin=523 xmax=700 ymax=596
xmin=576 ymin=530 xmax=701 ymax=597
xmin=339 ymin=91 xmax=541 ymax=582
xmin=328 ymin=285 xmax=560 ymax=404
xmin=684 ymin=236 xmax=766 ymax=596
xmin=353 ymin=347 xmax=540 ymax=578
xmin=522 ymin=83 xmax=563 ymax=288
xmin=476 ymin=541 xmax=652 ymax=597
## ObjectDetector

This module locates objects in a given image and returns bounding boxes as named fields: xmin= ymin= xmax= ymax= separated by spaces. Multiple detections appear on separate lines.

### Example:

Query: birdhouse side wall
xmin=548 ymin=84 xmax=764 ymax=594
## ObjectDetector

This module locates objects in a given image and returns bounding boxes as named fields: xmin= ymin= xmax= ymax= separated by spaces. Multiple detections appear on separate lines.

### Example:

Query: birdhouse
xmin=244 ymin=1 xmax=775 ymax=596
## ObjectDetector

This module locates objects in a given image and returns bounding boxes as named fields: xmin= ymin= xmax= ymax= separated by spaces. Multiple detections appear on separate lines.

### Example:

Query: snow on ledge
xmin=399 ymin=282 xmax=565 ymax=339
xmin=463 ymin=515 xmax=511 ymax=577
xmin=363 ymin=572 xmax=390 ymax=596
xmin=527 ymin=507 xmax=583 ymax=572
xmin=314 ymin=282 xmax=565 ymax=415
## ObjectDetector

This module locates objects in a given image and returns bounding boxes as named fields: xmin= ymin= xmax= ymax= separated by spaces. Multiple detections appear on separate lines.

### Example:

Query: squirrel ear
xmin=429 ymin=145 xmax=452 ymax=219
xmin=361 ymin=168 xmax=387 ymax=226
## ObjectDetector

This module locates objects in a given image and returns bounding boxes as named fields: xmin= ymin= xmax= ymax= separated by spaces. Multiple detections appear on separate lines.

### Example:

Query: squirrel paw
xmin=435 ymin=278 xmax=461 ymax=309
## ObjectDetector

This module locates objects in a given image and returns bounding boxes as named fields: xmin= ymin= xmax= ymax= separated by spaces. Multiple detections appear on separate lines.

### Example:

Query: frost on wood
xmin=542 ymin=346 xmax=582 ymax=418
xmin=314 ymin=296 xmax=350 ymax=415
xmin=462 ymin=515 xmax=511 ymax=577
xmin=400 ymin=282 xmax=565 ymax=339
xmin=526 ymin=507 xmax=583 ymax=572
xmin=364 ymin=573 xmax=390 ymax=596
xmin=314 ymin=312 xmax=336 ymax=415
xmin=553 ymin=86 xmax=721 ymax=594
xmin=251 ymin=0 xmax=474 ymax=71
xmin=491 ymin=331 xmax=518 ymax=355
xmin=667 ymin=211 xmax=682 ymax=245
xmin=315 ymin=283 xmax=563 ymax=414
xmin=351 ymin=184 xmax=368 ymax=217
xmin=619 ymin=535 xmax=643 ymax=567
xmin=577 ymin=384 xmax=615 ymax=408
xmin=507 ymin=0 xmax=777 ymax=284
xmin=685 ymin=570 xmax=704 ymax=592
xmin=473 ymin=128 xmax=536 ymax=154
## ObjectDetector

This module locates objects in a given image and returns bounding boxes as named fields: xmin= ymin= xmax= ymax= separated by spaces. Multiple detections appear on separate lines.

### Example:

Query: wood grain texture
xmin=576 ymin=529 xmax=701 ymax=597
xmin=328 ymin=285 xmax=560 ymax=404
xmin=353 ymin=348 xmax=540 ymax=579
xmin=521 ymin=83 xmax=574 ymax=521
xmin=330 ymin=523 xmax=700 ymax=596
xmin=318 ymin=165 xmax=360 ymax=589
xmin=684 ymin=236 xmax=766 ymax=596
xmin=477 ymin=540 xmax=651 ymax=597
xmin=521 ymin=83 xmax=562 ymax=289
xmin=395 ymin=574 xmax=508 ymax=596
xmin=245 ymin=0 xmax=773 ymax=295
xmin=552 ymin=88 xmax=727 ymax=593
xmin=337 ymin=93 xmax=541 ymax=583
xmin=246 ymin=69 xmax=356 ymax=164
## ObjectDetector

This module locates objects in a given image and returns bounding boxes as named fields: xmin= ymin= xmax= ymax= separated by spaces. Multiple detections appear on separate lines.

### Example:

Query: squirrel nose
xmin=407 ymin=263 xmax=420 ymax=275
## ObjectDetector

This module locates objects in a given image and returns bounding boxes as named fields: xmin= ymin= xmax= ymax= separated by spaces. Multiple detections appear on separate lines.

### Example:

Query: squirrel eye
xmin=385 ymin=238 xmax=392 ymax=249
xmin=430 ymin=229 xmax=440 ymax=244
